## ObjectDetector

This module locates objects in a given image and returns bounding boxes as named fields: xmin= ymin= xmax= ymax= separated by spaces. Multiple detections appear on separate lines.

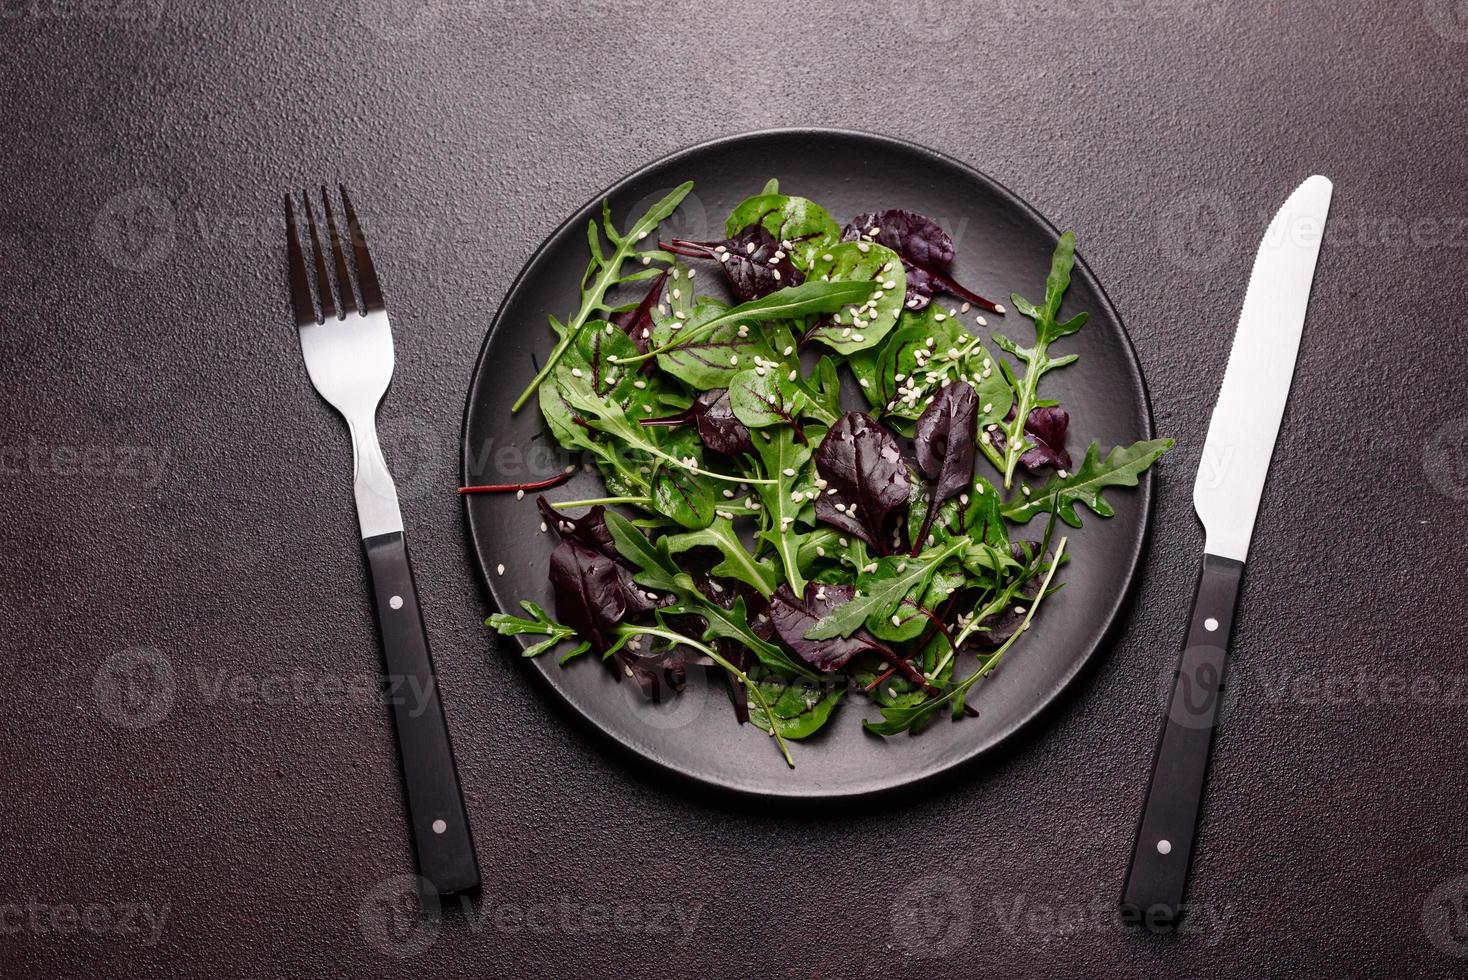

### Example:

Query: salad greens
xmin=489 ymin=180 xmax=1173 ymax=768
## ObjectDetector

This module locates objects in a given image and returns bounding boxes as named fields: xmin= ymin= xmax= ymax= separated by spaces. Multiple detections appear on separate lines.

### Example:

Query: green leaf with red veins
xmin=650 ymin=302 xmax=779 ymax=390
xmin=724 ymin=191 xmax=841 ymax=270
xmin=728 ymin=367 xmax=806 ymax=429
xmin=803 ymin=242 xmax=907 ymax=354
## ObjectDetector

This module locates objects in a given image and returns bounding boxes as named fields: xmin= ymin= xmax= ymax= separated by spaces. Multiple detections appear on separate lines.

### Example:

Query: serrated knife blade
xmin=1193 ymin=174 xmax=1333 ymax=562
xmin=1122 ymin=176 xmax=1331 ymax=930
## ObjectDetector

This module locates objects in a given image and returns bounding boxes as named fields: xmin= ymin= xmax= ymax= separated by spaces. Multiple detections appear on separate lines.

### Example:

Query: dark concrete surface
xmin=1 ymin=1 xmax=1465 ymax=976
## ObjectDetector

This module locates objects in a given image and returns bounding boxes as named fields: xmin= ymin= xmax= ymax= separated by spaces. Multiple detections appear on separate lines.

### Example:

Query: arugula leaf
xmin=628 ymin=279 xmax=879 ymax=364
xmin=514 ymin=182 xmax=691 ymax=411
xmin=752 ymin=426 xmax=816 ymax=593
xmin=864 ymin=537 xmax=1069 ymax=736
xmin=803 ymin=539 xmax=967 ymax=640
xmin=603 ymin=510 xmax=684 ymax=593
xmin=665 ymin=518 xmax=778 ymax=597
xmin=487 ymin=601 xmax=589 ymax=660
xmin=993 ymin=231 xmax=1086 ymax=487
xmin=802 ymin=242 xmax=906 ymax=354
xmin=1003 ymin=438 xmax=1175 ymax=526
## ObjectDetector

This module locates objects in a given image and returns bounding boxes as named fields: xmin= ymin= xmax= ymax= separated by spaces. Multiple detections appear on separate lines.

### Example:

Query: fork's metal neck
xmin=348 ymin=418 xmax=404 ymax=539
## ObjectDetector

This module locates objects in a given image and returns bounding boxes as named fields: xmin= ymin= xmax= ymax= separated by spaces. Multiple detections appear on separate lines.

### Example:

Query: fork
xmin=285 ymin=186 xmax=480 ymax=899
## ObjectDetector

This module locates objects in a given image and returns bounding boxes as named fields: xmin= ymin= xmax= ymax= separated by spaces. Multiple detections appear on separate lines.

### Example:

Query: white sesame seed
xmin=816 ymin=546 xmax=826 ymax=557
xmin=857 ymin=242 xmax=870 ymax=253
xmin=515 ymin=489 xmax=525 ymax=500
xmin=983 ymin=402 xmax=993 ymax=413
xmin=729 ymin=355 xmax=739 ymax=365
xmin=716 ymin=509 xmax=734 ymax=520
xmin=539 ymin=521 xmax=548 ymax=533
xmin=718 ymin=252 xmax=730 ymax=263
xmin=1058 ymin=469 xmax=1069 ymax=478
xmin=960 ymin=302 xmax=971 ymax=313
xmin=863 ymin=562 xmax=878 ymax=573
xmin=834 ymin=502 xmax=847 ymax=512
xmin=570 ymin=368 xmax=583 ymax=378
xmin=686 ymin=268 xmax=696 ymax=278
xmin=822 ymin=253 xmax=833 ymax=262
xmin=995 ymin=304 xmax=1006 ymax=314
xmin=859 ymin=378 xmax=870 ymax=388
xmin=891 ymin=614 xmax=902 ymax=627
xmin=745 ymin=242 xmax=756 ymax=254
xmin=782 ymin=467 xmax=797 ymax=477
xmin=641 ymin=256 xmax=651 ymax=265
xmin=496 ymin=563 xmax=505 ymax=576
xmin=1021 ymin=485 xmax=1031 ymax=496
xmin=838 ymin=537 xmax=849 ymax=547
xmin=788 ymin=369 xmax=798 ymax=381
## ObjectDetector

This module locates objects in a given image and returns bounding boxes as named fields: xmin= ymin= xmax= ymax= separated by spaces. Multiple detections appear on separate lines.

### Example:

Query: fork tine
xmin=321 ymin=186 xmax=358 ymax=316
xmin=302 ymin=192 xmax=338 ymax=320
xmin=338 ymin=185 xmax=385 ymax=311
xmin=285 ymin=195 xmax=319 ymax=325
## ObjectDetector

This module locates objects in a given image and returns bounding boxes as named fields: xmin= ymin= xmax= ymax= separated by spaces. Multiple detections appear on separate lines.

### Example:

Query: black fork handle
xmin=1121 ymin=553 xmax=1244 ymax=928
xmin=363 ymin=530 xmax=480 ymax=898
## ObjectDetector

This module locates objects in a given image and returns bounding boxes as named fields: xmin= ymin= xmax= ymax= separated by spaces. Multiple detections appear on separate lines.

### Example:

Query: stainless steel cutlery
xmin=285 ymin=186 xmax=479 ymax=899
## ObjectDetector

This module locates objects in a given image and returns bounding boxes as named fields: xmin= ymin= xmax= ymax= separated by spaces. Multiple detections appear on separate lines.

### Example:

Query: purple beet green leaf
xmin=911 ymin=382 xmax=979 ymax=553
xmin=841 ymin=209 xmax=1000 ymax=313
xmin=662 ymin=223 xmax=803 ymax=302
xmin=767 ymin=583 xmax=891 ymax=671
xmin=639 ymin=388 xmax=754 ymax=457
xmin=993 ymin=405 xmax=1072 ymax=473
xmin=812 ymin=412 xmax=912 ymax=554
xmin=609 ymin=268 xmax=668 ymax=356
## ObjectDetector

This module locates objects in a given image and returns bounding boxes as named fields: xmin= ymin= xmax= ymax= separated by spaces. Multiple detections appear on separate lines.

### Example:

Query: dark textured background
xmin=2 ymin=1 xmax=1465 ymax=976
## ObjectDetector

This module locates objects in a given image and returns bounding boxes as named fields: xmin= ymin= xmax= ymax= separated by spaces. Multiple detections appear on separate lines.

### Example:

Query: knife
xmin=1121 ymin=175 xmax=1333 ymax=928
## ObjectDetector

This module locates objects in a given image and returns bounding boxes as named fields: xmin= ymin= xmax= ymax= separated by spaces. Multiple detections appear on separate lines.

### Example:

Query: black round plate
xmin=462 ymin=129 xmax=1156 ymax=800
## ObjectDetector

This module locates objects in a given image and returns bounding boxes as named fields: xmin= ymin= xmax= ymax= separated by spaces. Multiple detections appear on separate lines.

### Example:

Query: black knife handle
xmin=363 ymin=531 xmax=481 ymax=899
xmin=1121 ymin=553 xmax=1244 ymax=929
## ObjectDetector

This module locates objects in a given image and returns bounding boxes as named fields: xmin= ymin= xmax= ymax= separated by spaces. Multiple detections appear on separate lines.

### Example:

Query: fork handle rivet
xmin=389 ymin=595 xmax=404 ymax=610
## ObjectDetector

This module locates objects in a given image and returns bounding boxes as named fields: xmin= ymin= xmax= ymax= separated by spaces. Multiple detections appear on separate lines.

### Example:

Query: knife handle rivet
xmin=432 ymin=819 xmax=447 ymax=835
xmin=1204 ymin=617 xmax=1219 ymax=632
xmin=1156 ymin=839 xmax=1172 ymax=855
xmin=389 ymin=595 xmax=404 ymax=610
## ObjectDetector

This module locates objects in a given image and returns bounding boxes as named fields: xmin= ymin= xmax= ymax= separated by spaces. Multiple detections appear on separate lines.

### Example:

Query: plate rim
xmin=460 ymin=126 xmax=1157 ymax=801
